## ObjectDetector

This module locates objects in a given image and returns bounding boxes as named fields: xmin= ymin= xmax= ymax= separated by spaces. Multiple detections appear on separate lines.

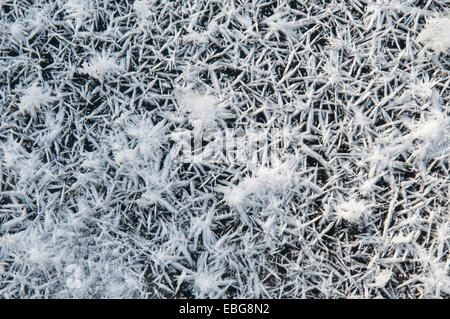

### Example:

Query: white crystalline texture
xmin=412 ymin=119 xmax=442 ymax=141
xmin=223 ymin=162 xmax=294 ymax=209
xmin=18 ymin=83 xmax=53 ymax=115
xmin=80 ymin=53 xmax=121 ymax=81
xmin=114 ymin=148 xmax=137 ymax=165
xmin=417 ymin=16 xmax=450 ymax=53
xmin=66 ymin=264 xmax=83 ymax=289
xmin=64 ymin=0 xmax=87 ymax=17
xmin=372 ymin=270 xmax=392 ymax=288
xmin=183 ymin=31 xmax=209 ymax=44
xmin=133 ymin=0 xmax=151 ymax=18
xmin=175 ymin=90 xmax=220 ymax=127
xmin=9 ymin=21 xmax=24 ymax=38
xmin=335 ymin=199 xmax=368 ymax=224
xmin=0 ymin=0 xmax=449 ymax=300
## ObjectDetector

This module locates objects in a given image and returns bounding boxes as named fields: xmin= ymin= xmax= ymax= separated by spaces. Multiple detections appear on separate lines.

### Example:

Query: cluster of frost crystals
xmin=0 ymin=0 xmax=449 ymax=299
xmin=417 ymin=14 xmax=450 ymax=53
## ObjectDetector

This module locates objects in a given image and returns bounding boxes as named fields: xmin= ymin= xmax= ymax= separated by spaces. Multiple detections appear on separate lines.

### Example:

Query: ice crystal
xmin=0 ymin=0 xmax=448 ymax=299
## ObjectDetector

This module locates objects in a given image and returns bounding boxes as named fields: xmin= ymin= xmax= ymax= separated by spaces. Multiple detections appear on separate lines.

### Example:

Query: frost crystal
xmin=175 ymin=89 xmax=224 ymax=128
xmin=417 ymin=15 xmax=450 ymax=53
xmin=335 ymin=198 xmax=369 ymax=224
xmin=18 ymin=83 xmax=54 ymax=116
xmin=0 ymin=0 xmax=449 ymax=300
xmin=80 ymin=52 xmax=121 ymax=82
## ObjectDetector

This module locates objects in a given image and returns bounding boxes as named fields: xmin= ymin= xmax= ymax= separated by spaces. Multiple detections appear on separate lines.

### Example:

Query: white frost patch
xmin=263 ymin=11 xmax=300 ymax=37
xmin=114 ymin=148 xmax=137 ymax=165
xmin=19 ymin=83 xmax=54 ymax=116
xmin=1 ymin=0 xmax=449 ymax=299
xmin=391 ymin=232 xmax=415 ymax=245
xmin=125 ymin=117 xmax=166 ymax=161
xmin=223 ymin=186 xmax=248 ymax=208
xmin=8 ymin=21 xmax=25 ymax=40
xmin=28 ymin=246 xmax=50 ymax=265
xmin=133 ymin=0 xmax=153 ymax=19
xmin=335 ymin=198 xmax=369 ymax=224
xmin=64 ymin=0 xmax=90 ymax=28
xmin=409 ymin=112 xmax=448 ymax=143
xmin=1 ymin=139 xmax=28 ymax=169
xmin=417 ymin=15 xmax=450 ymax=53
xmin=371 ymin=269 xmax=392 ymax=288
xmin=80 ymin=52 xmax=122 ymax=82
xmin=193 ymin=271 xmax=220 ymax=295
xmin=223 ymin=162 xmax=295 ymax=209
xmin=183 ymin=31 xmax=209 ymax=44
xmin=411 ymin=119 xmax=442 ymax=142
xmin=133 ymin=0 xmax=149 ymax=15
xmin=81 ymin=152 xmax=103 ymax=170
xmin=408 ymin=78 xmax=438 ymax=100
xmin=404 ymin=111 xmax=449 ymax=165
xmin=66 ymin=264 xmax=83 ymax=289
xmin=175 ymin=89 xmax=223 ymax=128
